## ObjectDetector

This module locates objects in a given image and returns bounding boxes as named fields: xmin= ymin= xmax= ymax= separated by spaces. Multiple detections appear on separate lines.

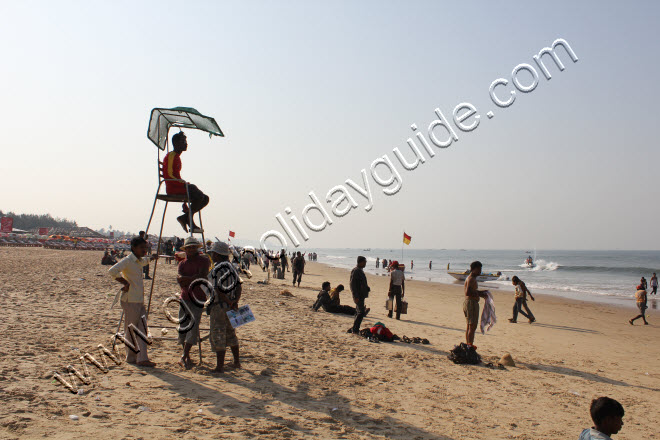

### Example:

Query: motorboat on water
xmin=524 ymin=255 xmax=535 ymax=268
xmin=447 ymin=270 xmax=502 ymax=282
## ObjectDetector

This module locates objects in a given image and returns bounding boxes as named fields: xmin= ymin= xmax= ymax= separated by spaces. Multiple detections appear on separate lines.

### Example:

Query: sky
xmin=1 ymin=0 xmax=659 ymax=250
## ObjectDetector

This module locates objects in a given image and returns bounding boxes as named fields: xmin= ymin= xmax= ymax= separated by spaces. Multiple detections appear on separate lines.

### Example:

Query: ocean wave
xmin=325 ymin=255 xmax=348 ymax=260
xmin=554 ymin=265 xmax=658 ymax=275
xmin=518 ymin=260 xmax=561 ymax=271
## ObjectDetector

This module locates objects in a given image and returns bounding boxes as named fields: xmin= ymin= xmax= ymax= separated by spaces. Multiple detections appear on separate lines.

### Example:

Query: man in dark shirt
xmin=176 ymin=237 xmax=209 ymax=369
xmin=292 ymin=251 xmax=305 ymax=287
xmin=350 ymin=256 xmax=371 ymax=333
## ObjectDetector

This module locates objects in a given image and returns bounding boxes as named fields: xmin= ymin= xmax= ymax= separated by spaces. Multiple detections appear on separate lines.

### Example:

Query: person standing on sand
xmin=108 ymin=236 xmax=158 ymax=367
xmin=176 ymin=237 xmax=209 ymax=369
xmin=650 ymin=273 xmax=657 ymax=295
xmin=578 ymin=396 xmax=625 ymax=439
xmin=410 ymin=260 xmax=413 ymax=271
xmin=207 ymin=242 xmax=241 ymax=373
xmin=292 ymin=251 xmax=304 ymax=287
xmin=629 ymin=285 xmax=649 ymax=325
xmin=350 ymin=256 xmax=371 ymax=334
xmin=388 ymin=261 xmax=405 ymax=320
xmin=429 ymin=260 xmax=432 ymax=270
xmin=509 ymin=276 xmax=536 ymax=324
xmin=382 ymin=258 xmax=387 ymax=270
xmin=138 ymin=231 xmax=152 ymax=280
xmin=463 ymin=261 xmax=489 ymax=349
xmin=280 ymin=249 xmax=289 ymax=274
xmin=376 ymin=257 xmax=380 ymax=269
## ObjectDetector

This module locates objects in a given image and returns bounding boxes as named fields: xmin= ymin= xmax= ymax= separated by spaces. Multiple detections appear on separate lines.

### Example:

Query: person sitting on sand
xmin=176 ymin=237 xmax=209 ymax=369
xmin=162 ymin=131 xmax=209 ymax=233
xmin=463 ymin=261 xmax=489 ymax=350
xmin=108 ymin=236 xmax=158 ymax=367
xmin=330 ymin=284 xmax=345 ymax=306
xmin=579 ymin=396 xmax=625 ymax=439
xmin=207 ymin=241 xmax=241 ymax=373
xmin=313 ymin=282 xmax=356 ymax=316
xmin=629 ymin=285 xmax=649 ymax=325
xmin=509 ymin=276 xmax=536 ymax=324
xmin=101 ymin=251 xmax=116 ymax=266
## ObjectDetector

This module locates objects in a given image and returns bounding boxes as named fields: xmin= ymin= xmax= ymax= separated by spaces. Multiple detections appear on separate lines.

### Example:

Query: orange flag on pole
xmin=403 ymin=232 xmax=411 ymax=245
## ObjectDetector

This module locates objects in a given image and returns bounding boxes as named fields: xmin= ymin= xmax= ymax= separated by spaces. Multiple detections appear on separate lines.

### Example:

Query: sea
xmin=311 ymin=249 xmax=660 ymax=308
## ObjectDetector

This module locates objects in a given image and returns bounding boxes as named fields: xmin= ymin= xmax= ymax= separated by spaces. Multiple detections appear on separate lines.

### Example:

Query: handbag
xmin=400 ymin=300 xmax=408 ymax=314
xmin=385 ymin=299 xmax=393 ymax=311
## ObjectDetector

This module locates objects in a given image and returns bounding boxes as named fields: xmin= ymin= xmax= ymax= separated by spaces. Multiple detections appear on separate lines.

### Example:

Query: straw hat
xmin=182 ymin=237 xmax=202 ymax=249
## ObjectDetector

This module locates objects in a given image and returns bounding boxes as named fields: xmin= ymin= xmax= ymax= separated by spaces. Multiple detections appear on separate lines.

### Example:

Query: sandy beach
xmin=1 ymin=247 xmax=658 ymax=439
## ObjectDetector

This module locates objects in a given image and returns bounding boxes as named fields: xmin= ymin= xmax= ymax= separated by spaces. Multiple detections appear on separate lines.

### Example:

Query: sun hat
xmin=182 ymin=237 xmax=202 ymax=248
xmin=208 ymin=241 xmax=230 ymax=256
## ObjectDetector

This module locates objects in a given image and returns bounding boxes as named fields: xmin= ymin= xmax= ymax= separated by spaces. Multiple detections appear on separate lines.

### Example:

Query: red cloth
xmin=178 ymin=253 xmax=210 ymax=302
xmin=162 ymin=151 xmax=185 ymax=194
xmin=370 ymin=324 xmax=394 ymax=340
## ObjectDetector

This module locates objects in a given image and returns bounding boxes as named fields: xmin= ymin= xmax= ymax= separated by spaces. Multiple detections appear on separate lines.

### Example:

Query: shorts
xmin=637 ymin=302 xmax=647 ymax=313
xmin=463 ymin=298 xmax=480 ymax=326
xmin=208 ymin=304 xmax=239 ymax=351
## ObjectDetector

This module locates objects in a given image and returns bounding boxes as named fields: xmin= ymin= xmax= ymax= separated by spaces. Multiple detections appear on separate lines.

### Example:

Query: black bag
xmin=448 ymin=343 xmax=481 ymax=365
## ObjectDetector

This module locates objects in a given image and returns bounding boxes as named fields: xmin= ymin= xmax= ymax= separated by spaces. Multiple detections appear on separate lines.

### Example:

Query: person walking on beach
xmin=207 ymin=241 xmax=241 ymax=373
xmin=463 ymin=261 xmax=489 ymax=349
xmin=176 ymin=237 xmax=209 ymax=369
xmin=292 ymin=251 xmax=304 ymax=287
xmin=651 ymin=273 xmax=658 ymax=295
xmin=509 ymin=276 xmax=536 ymax=324
xmin=376 ymin=257 xmax=380 ymax=269
xmin=350 ymin=256 xmax=371 ymax=333
xmin=410 ymin=260 xmax=413 ymax=271
xmin=280 ymin=249 xmax=289 ymax=274
xmin=578 ymin=396 xmax=625 ymax=439
xmin=629 ymin=285 xmax=649 ymax=325
xmin=640 ymin=277 xmax=647 ymax=291
xmin=388 ymin=261 xmax=405 ymax=320
xmin=429 ymin=260 xmax=432 ymax=270
xmin=382 ymin=259 xmax=388 ymax=270
xmin=108 ymin=236 xmax=158 ymax=367
xmin=162 ymin=131 xmax=210 ymax=233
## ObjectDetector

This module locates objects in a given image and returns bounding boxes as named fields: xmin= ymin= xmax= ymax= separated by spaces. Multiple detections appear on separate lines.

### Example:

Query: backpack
xmin=448 ymin=343 xmax=481 ymax=365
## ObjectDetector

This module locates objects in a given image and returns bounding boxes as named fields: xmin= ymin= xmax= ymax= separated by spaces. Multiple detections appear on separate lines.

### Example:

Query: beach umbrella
xmin=147 ymin=107 xmax=224 ymax=150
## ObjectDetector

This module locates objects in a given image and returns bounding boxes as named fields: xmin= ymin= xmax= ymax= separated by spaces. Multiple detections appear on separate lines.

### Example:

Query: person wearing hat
xmin=176 ymin=236 xmax=210 ymax=369
xmin=388 ymin=261 xmax=405 ymax=320
xmin=207 ymin=241 xmax=242 ymax=373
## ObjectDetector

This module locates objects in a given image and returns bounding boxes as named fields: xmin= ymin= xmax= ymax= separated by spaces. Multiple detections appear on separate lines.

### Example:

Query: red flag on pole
xmin=229 ymin=231 xmax=235 ymax=238
xmin=403 ymin=232 xmax=411 ymax=245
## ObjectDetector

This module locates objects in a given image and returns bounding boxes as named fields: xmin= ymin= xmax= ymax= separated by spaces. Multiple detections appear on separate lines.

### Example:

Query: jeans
xmin=328 ymin=304 xmax=356 ymax=316
xmin=512 ymin=298 xmax=535 ymax=321
xmin=352 ymin=297 xmax=367 ymax=333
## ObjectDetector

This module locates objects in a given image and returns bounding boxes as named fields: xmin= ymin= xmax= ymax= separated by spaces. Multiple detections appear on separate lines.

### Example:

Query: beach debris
xmin=94 ymin=396 xmax=101 ymax=401
xmin=280 ymin=289 xmax=294 ymax=297
xmin=499 ymin=353 xmax=515 ymax=367
xmin=138 ymin=406 xmax=150 ymax=412
xmin=82 ymin=411 xmax=91 ymax=417
xmin=331 ymin=408 xmax=338 ymax=412
xmin=570 ymin=391 xmax=580 ymax=396
xmin=196 ymin=409 xmax=203 ymax=414
xmin=77 ymin=389 xmax=85 ymax=395
xmin=274 ymin=301 xmax=282 ymax=306
xmin=161 ymin=328 xmax=169 ymax=335
xmin=69 ymin=415 xmax=79 ymax=421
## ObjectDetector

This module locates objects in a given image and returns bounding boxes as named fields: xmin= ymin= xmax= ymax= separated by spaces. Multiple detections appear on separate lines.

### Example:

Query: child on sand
xmin=108 ymin=236 xmax=158 ymax=367
xmin=578 ymin=396 xmax=624 ymax=439
xmin=207 ymin=241 xmax=242 ymax=373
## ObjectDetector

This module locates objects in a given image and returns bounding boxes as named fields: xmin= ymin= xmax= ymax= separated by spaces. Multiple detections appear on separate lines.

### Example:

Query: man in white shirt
xmin=388 ymin=261 xmax=405 ymax=320
xmin=109 ymin=236 xmax=158 ymax=367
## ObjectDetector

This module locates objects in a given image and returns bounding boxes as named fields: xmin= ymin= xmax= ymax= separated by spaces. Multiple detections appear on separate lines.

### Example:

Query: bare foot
xmin=137 ymin=360 xmax=156 ymax=367
xmin=211 ymin=367 xmax=224 ymax=374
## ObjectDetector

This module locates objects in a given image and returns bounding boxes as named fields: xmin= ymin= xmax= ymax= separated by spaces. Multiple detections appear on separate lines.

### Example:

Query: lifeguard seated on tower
xmin=162 ymin=131 xmax=209 ymax=233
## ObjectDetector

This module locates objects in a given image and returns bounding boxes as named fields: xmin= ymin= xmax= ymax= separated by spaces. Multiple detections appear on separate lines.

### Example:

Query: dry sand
xmin=0 ymin=247 xmax=658 ymax=439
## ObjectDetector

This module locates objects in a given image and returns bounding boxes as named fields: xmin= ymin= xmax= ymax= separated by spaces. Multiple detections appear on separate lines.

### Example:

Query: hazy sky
xmin=1 ymin=1 xmax=659 ymax=250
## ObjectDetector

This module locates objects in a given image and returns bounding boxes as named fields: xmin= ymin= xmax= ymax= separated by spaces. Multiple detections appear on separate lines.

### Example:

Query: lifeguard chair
xmin=143 ymin=106 xmax=224 ymax=317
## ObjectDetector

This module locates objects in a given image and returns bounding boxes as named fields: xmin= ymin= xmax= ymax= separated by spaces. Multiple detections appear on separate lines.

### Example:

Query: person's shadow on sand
xmin=150 ymin=368 xmax=455 ymax=440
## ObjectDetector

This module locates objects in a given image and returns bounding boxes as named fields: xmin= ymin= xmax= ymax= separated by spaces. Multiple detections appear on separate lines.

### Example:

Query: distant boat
xmin=524 ymin=256 xmax=535 ymax=268
xmin=363 ymin=248 xmax=371 ymax=251
xmin=448 ymin=271 xmax=502 ymax=282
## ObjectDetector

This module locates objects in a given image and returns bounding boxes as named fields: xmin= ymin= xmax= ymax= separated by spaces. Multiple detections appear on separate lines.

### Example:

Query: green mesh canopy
xmin=147 ymin=107 xmax=224 ymax=150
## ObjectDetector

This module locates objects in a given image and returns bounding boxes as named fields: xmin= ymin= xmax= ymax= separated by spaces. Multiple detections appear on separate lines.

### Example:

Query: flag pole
xmin=401 ymin=230 xmax=404 ymax=261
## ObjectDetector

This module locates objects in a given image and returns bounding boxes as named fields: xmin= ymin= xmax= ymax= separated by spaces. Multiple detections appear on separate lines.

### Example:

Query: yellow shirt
xmin=108 ymin=253 xmax=150 ymax=303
